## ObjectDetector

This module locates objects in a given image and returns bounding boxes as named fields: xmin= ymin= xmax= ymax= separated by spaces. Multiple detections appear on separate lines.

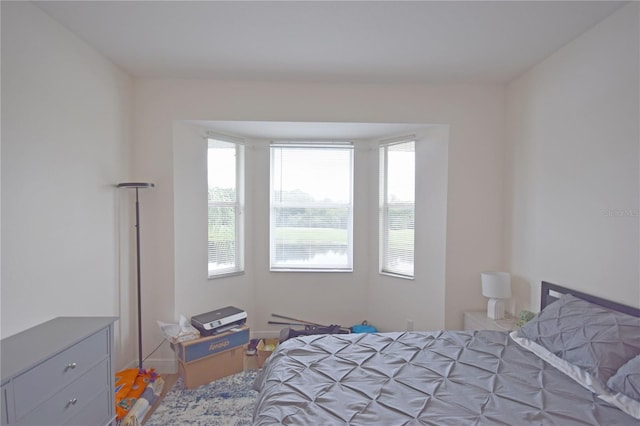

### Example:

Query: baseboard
xmin=122 ymin=358 xmax=178 ymax=374
xmin=147 ymin=358 xmax=178 ymax=374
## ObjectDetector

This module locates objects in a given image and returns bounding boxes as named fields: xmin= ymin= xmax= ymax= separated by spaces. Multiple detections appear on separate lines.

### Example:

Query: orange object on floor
xmin=114 ymin=368 xmax=157 ymax=420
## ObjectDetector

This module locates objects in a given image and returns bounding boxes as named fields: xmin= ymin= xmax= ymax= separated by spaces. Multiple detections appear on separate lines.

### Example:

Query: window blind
xmin=270 ymin=142 xmax=353 ymax=271
xmin=208 ymin=138 xmax=244 ymax=277
xmin=380 ymin=140 xmax=415 ymax=278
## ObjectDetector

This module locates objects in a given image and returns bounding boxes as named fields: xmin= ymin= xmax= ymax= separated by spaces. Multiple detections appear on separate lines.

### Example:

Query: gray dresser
xmin=1 ymin=317 xmax=118 ymax=426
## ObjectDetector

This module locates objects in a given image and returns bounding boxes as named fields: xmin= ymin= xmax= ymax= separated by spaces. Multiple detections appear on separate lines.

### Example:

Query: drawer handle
xmin=67 ymin=398 xmax=78 ymax=407
xmin=65 ymin=362 xmax=77 ymax=371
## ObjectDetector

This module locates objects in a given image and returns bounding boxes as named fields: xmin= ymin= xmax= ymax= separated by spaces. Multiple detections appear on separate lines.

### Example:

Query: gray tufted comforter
xmin=252 ymin=330 xmax=636 ymax=425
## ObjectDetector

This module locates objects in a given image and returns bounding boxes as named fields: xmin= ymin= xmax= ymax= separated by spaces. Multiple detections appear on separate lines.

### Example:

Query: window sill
xmin=270 ymin=268 xmax=353 ymax=273
xmin=379 ymin=271 xmax=414 ymax=280
xmin=208 ymin=270 xmax=245 ymax=280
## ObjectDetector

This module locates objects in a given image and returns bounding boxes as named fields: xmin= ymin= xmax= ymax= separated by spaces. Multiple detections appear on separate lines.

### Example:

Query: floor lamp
xmin=118 ymin=182 xmax=155 ymax=371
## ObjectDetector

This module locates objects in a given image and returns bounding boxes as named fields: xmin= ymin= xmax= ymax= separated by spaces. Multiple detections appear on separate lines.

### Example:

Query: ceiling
xmin=35 ymin=1 xmax=626 ymax=85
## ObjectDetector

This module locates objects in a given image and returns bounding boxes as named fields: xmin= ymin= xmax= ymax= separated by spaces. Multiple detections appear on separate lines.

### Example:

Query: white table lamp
xmin=481 ymin=272 xmax=511 ymax=320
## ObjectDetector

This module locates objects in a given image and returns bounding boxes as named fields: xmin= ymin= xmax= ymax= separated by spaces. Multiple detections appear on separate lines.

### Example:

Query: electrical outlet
xmin=406 ymin=319 xmax=414 ymax=331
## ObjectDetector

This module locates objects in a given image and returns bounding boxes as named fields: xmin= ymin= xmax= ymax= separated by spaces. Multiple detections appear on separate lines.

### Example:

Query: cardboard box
xmin=178 ymin=346 xmax=244 ymax=389
xmin=172 ymin=326 xmax=250 ymax=389
xmin=174 ymin=325 xmax=249 ymax=363
xmin=256 ymin=338 xmax=279 ymax=367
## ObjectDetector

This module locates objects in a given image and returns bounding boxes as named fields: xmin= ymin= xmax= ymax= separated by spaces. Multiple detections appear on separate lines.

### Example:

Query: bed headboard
xmin=541 ymin=281 xmax=640 ymax=317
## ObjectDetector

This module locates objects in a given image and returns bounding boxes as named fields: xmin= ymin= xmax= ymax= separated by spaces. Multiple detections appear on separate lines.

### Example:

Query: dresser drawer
xmin=16 ymin=359 xmax=109 ymax=425
xmin=65 ymin=388 xmax=111 ymax=426
xmin=12 ymin=329 xmax=108 ymax=419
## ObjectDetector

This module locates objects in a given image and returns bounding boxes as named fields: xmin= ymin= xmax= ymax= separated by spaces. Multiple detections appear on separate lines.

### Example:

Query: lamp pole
xmin=118 ymin=182 xmax=154 ymax=371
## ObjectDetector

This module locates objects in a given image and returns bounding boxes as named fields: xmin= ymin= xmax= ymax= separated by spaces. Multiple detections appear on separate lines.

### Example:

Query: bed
xmin=252 ymin=282 xmax=640 ymax=425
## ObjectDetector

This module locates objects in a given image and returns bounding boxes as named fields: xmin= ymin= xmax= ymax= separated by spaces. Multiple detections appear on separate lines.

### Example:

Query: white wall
xmin=505 ymin=3 xmax=640 ymax=311
xmin=367 ymin=125 xmax=449 ymax=332
xmin=173 ymin=121 xmax=447 ymax=339
xmin=1 ymin=2 xmax=134 ymax=367
xmin=172 ymin=122 xmax=256 ymax=334
xmin=174 ymin=131 xmax=373 ymax=335
xmin=4 ymin=1 xmax=636 ymax=374
xmin=133 ymin=79 xmax=505 ymax=369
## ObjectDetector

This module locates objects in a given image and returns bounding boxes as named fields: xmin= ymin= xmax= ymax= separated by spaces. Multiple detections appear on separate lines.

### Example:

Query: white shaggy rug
xmin=145 ymin=370 xmax=259 ymax=426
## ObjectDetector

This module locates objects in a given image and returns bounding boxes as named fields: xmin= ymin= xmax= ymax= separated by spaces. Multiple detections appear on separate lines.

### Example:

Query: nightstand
xmin=464 ymin=311 xmax=517 ymax=331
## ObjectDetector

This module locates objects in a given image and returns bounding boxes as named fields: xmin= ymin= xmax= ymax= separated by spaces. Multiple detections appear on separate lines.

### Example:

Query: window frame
xmin=269 ymin=141 xmax=354 ymax=272
xmin=379 ymin=139 xmax=416 ymax=279
xmin=207 ymin=137 xmax=245 ymax=278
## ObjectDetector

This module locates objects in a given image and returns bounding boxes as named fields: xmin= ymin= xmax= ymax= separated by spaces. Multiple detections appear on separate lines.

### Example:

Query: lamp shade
xmin=117 ymin=182 xmax=155 ymax=189
xmin=481 ymin=272 xmax=511 ymax=299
